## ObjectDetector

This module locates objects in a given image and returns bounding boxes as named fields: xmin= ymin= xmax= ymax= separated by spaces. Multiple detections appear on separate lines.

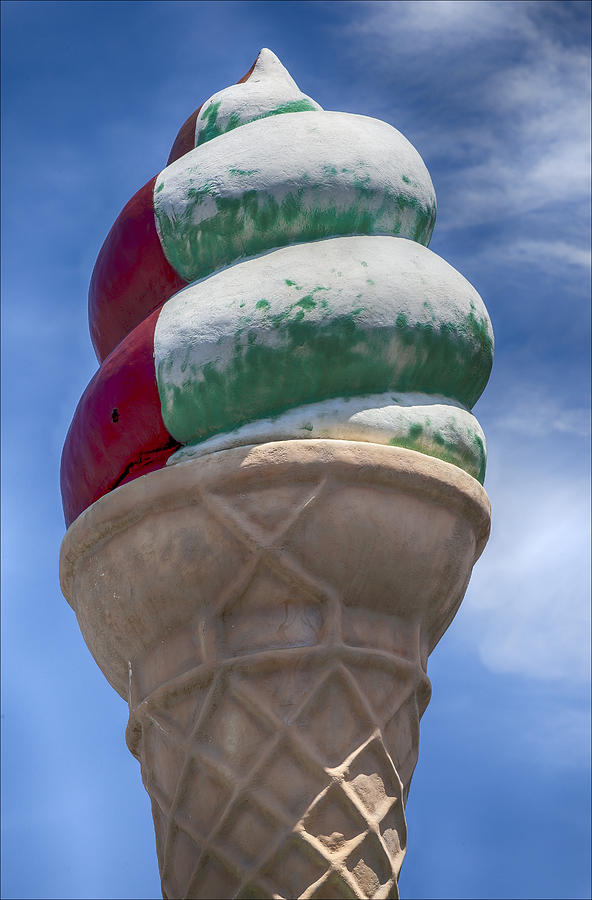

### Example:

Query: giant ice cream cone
xmin=60 ymin=441 xmax=489 ymax=899
xmin=60 ymin=50 xmax=493 ymax=898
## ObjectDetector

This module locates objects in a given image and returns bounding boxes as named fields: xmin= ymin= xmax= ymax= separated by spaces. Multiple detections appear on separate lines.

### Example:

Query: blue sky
xmin=1 ymin=1 xmax=590 ymax=898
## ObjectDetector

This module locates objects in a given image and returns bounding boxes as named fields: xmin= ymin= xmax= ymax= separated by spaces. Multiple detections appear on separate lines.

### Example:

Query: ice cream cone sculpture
xmin=60 ymin=50 xmax=492 ymax=899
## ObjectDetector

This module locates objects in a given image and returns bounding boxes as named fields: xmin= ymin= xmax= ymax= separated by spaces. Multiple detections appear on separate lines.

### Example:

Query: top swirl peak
xmin=195 ymin=49 xmax=323 ymax=147
xmin=89 ymin=48 xmax=437 ymax=362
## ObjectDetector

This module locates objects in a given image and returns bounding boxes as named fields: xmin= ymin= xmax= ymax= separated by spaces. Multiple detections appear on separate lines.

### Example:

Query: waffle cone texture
xmin=60 ymin=441 xmax=490 ymax=899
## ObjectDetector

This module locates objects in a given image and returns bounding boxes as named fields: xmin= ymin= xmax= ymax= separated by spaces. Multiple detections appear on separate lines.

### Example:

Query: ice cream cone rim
xmin=59 ymin=439 xmax=491 ymax=701
xmin=60 ymin=439 xmax=491 ymax=604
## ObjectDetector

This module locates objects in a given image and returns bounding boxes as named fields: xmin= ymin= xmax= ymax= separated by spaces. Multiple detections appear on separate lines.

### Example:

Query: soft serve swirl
xmin=60 ymin=49 xmax=492 ymax=527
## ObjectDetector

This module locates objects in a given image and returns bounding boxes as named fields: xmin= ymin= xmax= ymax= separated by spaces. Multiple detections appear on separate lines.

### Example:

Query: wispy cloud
xmin=341 ymin=1 xmax=591 ymax=274
xmin=484 ymin=383 xmax=591 ymax=438
xmin=351 ymin=0 xmax=541 ymax=51
xmin=495 ymin=238 xmax=592 ymax=272
xmin=460 ymin=425 xmax=590 ymax=683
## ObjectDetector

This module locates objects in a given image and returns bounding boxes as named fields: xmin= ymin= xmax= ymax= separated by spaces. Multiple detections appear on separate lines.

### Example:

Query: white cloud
xmin=342 ymin=0 xmax=591 ymax=265
xmin=484 ymin=384 xmax=591 ymax=438
xmin=456 ymin=234 xmax=591 ymax=277
xmin=459 ymin=425 xmax=590 ymax=684
xmin=501 ymin=238 xmax=591 ymax=271
xmin=350 ymin=0 xmax=541 ymax=51
xmin=433 ymin=37 xmax=590 ymax=230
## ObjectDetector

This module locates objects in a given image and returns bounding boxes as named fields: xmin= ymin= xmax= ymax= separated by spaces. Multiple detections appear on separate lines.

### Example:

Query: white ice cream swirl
xmin=152 ymin=49 xmax=492 ymax=483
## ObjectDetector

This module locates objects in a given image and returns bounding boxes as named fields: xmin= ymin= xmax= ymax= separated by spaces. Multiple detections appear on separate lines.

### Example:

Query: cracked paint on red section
xmin=165 ymin=57 xmax=259 ymax=165
xmin=61 ymin=308 xmax=179 ymax=527
xmin=88 ymin=175 xmax=187 ymax=363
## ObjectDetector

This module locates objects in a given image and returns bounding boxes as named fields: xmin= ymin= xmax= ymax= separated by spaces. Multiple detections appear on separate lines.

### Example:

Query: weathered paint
xmin=62 ymin=49 xmax=494 ymax=526
xmin=89 ymin=176 xmax=187 ymax=362
xmin=90 ymin=52 xmax=284 ymax=362
xmin=154 ymin=236 xmax=493 ymax=444
xmin=166 ymin=49 xmax=261 ymax=165
xmin=195 ymin=48 xmax=322 ymax=146
xmin=154 ymin=112 xmax=437 ymax=284
xmin=167 ymin=392 xmax=487 ymax=483
xmin=60 ymin=308 xmax=179 ymax=527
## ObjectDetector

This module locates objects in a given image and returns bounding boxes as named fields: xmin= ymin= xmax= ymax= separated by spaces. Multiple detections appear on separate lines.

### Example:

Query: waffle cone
xmin=60 ymin=440 xmax=490 ymax=899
